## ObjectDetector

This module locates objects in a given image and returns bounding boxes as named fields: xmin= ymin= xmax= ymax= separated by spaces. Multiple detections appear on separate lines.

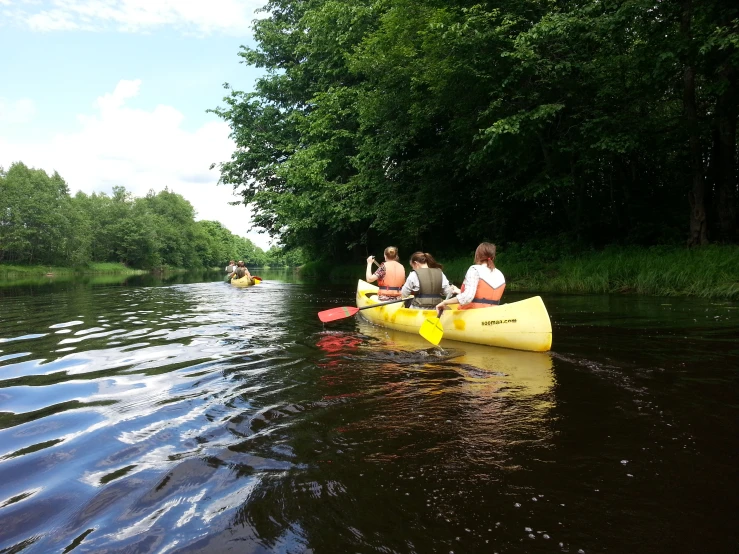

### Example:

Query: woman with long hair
xmin=400 ymin=252 xmax=455 ymax=309
xmin=435 ymin=242 xmax=505 ymax=312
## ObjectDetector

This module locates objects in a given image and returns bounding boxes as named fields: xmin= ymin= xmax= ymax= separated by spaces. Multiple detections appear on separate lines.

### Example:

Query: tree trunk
xmin=682 ymin=0 xmax=708 ymax=246
xmin=707 ymin=123 xmax=720 ymax=237
xmin=572 ymin=158 xmax=584 ymax=240
xmin=715 ymin=61 xmax=738 ymax=242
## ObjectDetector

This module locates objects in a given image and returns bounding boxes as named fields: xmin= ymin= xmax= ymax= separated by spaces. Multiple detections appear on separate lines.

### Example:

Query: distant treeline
xmin=0 ymin=162 xmax=303 ymax=269
xmin=212 ymin=0 xmax=738 ymax=260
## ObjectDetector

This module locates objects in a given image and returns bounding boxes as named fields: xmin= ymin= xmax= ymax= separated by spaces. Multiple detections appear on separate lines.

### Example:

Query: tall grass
xmin=502 ymin=245 xmax=739 ymax=299
xmin=0 ymin=262 xmax=147 ymax=278
xmin=298 ymin=245 xmax=739 ymax=300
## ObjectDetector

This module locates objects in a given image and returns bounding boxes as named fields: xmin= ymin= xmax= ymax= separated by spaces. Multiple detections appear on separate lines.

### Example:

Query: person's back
xmin=457 ymin=243 xmax=505 ymax=310
xmin=401 ymin=252 xmax=453 ymax=308
xmin=412 ymin=267 xmax=444 ymax=308
xmin=458 ymin=265 xmax=505 ymax=309
xmin=367 ymin=246 xmax=406 ymax=300
xmin=379 ymin=260 xmax=405 ymax=298
xmin=236 ymin=266 xmax=247 ymax=279
xmin=435 ymin=243 xmax=504 ymax=313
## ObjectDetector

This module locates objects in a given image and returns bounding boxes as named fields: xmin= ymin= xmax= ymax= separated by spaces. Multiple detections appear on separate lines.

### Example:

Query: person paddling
xmin=234 ymin=261 xmax=253 ymax=282
xmin=435 ymin=242 xmax=505 ymax=312
xmin=225 ymin=260 xmax=236 ymax=281
xmin=366 ymin=246 xmax=405 ymax=300
xmin=401 ymin=252 xmax=455 ymax=309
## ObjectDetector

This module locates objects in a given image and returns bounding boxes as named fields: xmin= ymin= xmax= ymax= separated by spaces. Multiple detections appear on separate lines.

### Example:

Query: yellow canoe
xmin=355 ymin=279 xmax=552 ymax=352
xmin=230 ymin=276 xmax=260 ymax=288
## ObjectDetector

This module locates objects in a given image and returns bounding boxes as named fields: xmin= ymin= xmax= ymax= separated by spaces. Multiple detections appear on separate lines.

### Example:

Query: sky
xmin=0 ymin=0 xmax=272 ymax=249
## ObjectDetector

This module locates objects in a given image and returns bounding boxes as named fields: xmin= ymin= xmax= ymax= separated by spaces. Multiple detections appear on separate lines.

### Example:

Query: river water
xmin=0 ymin=270 xmax=737 ymax=553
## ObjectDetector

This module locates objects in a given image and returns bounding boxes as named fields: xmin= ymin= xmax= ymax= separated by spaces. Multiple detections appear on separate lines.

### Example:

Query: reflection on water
xmin=0 ymin=269 xmax=232 ymax=292
xmin=356 ymin=320 xmax=555 ymax=399
xmin=0 ymin=276 xmax=737 ymax=553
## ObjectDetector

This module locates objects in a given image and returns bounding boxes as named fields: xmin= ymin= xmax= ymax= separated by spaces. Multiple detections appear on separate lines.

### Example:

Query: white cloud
xmin=7 ymin=0 xmax=267 ymax=35
xmin=0 ymin=97 xmax=37 ymax=124
xmin=0 ymin=79 xmax=271 ymax=250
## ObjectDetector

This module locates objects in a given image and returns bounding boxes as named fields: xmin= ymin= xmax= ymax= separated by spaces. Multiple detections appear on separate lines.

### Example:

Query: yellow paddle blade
xmin=419 ymin=316 xmax=444 ymax=345
xmin=253 ymin=278 xmax=262 ymax=284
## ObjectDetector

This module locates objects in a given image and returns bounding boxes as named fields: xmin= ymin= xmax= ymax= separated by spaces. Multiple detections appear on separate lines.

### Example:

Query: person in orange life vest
xmin=366 ymin=246 xmax=406 ymax=300
xmin=400 ymin=251 xmax=455 ymax=309
xmin=435 ymin=242 xmax=505 ymax=313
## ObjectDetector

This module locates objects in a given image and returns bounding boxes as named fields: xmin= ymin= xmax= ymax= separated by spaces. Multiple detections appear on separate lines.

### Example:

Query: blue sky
xmin=0 ymin=0 xmax=271 ymax=249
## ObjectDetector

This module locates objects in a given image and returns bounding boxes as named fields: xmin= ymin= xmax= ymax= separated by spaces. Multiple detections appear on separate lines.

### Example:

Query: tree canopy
xmin=0 ymin=162 xmax=285 ymax=269
xmin=212 ymin=0 xmax=738 ymax=259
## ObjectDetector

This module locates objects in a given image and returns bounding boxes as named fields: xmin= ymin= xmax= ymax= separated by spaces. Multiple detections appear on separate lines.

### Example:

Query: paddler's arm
xmin=366 ymin=256 xmax=379 ymax=283
xmin=400 ymin=271 xmax=418 ymax=298
xmin=435 ymin=295 xmax=458 ymax=317
xmin=437 ymin=267 xmax=476 ymax=312
xmin=436 ymin=296 xmax=459 ymax=309
xmin=441 ymin=273 xmax=457 ymax=298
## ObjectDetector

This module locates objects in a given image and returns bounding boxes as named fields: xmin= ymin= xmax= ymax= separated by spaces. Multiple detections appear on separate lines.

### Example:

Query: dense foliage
xmin=300 ymin=244 xmax=739 ymax=299
xmin=212 ymin=0 xmax=738 ymax=260
xmin=0 ymin=162 xmax=283 ymax=269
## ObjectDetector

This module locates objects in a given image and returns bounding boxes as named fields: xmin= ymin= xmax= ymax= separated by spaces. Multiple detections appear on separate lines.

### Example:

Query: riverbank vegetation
xmin=212 ymin=0 xmax=738 ymax=262
xmin=0 ymin=262 xmax=145 ymax=278
xmin=0 ymin=163 xmax=303 ymax=271
xmin=300 ymin=245 xmax=739 ymax=299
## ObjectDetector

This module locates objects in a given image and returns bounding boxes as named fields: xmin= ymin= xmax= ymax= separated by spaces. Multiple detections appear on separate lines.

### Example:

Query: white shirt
xmin=456 ymin=265 xmax=505 ymax=305
xmin=401 ymin=269 xmax=454 ymax=298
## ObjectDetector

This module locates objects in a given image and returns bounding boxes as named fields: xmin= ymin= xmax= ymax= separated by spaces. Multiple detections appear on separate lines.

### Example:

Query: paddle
xmin=252 ymin=275 xmax=262 ymax=284
xmin=318 ymin=296 xmax=412 ymax=323
xmin=419 ymin=307 xmax=445 ymax=345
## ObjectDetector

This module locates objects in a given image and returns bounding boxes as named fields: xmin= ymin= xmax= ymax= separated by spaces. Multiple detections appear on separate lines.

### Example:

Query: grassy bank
xmin=299 ymin=245 xmax=739 ymax=300
xmin=0 ymin=262 xmax=148 ymax=279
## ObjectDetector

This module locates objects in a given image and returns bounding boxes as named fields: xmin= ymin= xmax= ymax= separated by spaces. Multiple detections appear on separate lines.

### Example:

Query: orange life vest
xmin=459 ymin=278 xmax=505 ymax=309
xmin=378 ymin=260 xmax=406 ymax=297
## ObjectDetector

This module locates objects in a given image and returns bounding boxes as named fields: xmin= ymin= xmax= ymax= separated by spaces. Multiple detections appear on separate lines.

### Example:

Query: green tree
xmin=0 ymin=162 xmax=80 ymax=264
xmin=141 ymin=188 xmax=200 ymax=267
xmin=1 ymin=164 xmax=269 ymax=270
xmin=212 ymin=0 xmax=738 ymax=258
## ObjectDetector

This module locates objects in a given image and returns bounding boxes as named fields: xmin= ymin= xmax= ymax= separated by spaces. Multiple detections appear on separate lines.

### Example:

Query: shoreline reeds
xmin=0 ymin=263 xmax=149 ymax=279
xmin=299 ymin=245 xmax=739 ymax=300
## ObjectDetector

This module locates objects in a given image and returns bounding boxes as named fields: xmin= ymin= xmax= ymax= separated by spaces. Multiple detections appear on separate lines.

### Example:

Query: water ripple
xmin=0 ymin=279 xmax=310 ymax=552
xmin=0 ymin=279 xmax=736 ymax=553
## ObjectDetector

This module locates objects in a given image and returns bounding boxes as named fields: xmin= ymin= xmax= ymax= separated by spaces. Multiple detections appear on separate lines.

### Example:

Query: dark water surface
xmin=0 ymin=271 xmax=737 ymax=553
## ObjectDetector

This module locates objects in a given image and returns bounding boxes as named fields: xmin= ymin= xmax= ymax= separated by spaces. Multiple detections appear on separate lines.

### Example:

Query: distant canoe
xmin=230 ymin=276 xmax=261 ymax=288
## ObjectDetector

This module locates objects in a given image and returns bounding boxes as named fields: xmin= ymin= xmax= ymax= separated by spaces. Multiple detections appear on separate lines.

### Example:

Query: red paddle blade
xmin=318 ymin=305 xmax=360 ymax=323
